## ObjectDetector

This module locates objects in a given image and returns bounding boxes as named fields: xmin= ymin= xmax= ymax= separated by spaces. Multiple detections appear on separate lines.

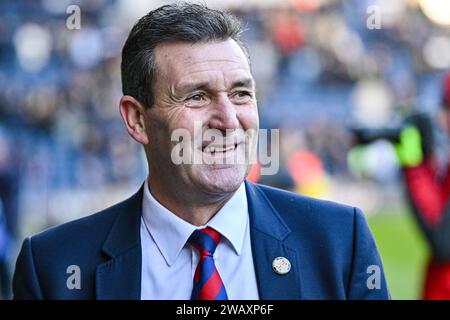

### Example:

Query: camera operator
xmin=395 ymin=72 xmax=450 ymax=300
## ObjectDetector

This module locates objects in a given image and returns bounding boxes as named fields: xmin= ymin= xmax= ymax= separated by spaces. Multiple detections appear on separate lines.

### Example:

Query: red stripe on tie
xmin=198 ymin=269 xmax=223 ymax=300
xmin=194 ymin=263 xmax=200 ymax=283
xmin=191 ymin=243 xmax=209 ymax=257
xmin=199 ymin=227 xmax=221 ymax=244
xmin=193 ymin=256 xmax=205 ymax=282
xmin=189 ymin=227 xmax=228 ymax=300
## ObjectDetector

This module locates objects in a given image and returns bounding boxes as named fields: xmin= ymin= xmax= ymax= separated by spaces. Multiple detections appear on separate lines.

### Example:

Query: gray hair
xmin=121 ymin=2 xmax=248 ymax=108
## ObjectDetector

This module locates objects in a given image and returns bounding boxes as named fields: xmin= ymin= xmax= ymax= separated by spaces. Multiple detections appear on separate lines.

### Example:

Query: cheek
xmin=171 ymin=108 xmax=206 ymax=134
xmin=237 ymin=105 xmax=259 ymax=130
xmin=157 ymin=107 xmax=193 ymax=134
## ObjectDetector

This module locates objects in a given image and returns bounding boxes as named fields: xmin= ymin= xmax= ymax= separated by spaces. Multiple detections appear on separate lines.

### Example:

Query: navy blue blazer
xmin=13 ymin=181 xmax=390 ymax=299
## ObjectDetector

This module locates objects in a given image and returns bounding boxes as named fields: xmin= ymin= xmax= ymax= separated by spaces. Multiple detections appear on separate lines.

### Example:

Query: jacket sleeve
xmin=430 ymin=208 xmax=450 ymax=261
xmin=403 ymin=157 xmax=450 ymax=261
xmin=403 ymin=157 xmax=446 ymax=227
xmin=346 ymin=208 xmax=390 ymax=300
xmin=12 ymin=237 xmax=44 ymax=299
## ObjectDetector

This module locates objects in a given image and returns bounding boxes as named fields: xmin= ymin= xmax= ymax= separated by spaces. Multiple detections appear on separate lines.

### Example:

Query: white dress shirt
xmin=140 ymin=179 xmax=260 ymax=300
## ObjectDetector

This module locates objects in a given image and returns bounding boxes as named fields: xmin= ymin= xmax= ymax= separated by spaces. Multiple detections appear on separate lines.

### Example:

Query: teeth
xmin=203 ymin=145 xmax=235 ymax=153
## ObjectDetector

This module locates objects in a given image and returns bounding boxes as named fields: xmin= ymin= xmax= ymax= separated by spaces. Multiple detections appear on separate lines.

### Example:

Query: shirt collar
xmin=207 ymin=183 xmax=248 ymax=256
xmin=141 ymin=179 xmax=248 ymax=266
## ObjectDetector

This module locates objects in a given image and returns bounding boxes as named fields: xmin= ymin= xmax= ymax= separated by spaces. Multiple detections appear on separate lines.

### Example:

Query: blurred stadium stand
xmin=0 ymin=0 xmax=449 ymax=299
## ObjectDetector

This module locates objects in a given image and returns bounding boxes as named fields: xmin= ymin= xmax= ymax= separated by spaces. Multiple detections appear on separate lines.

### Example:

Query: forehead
xmin=154 ymin=39 xmax=252 ymax=86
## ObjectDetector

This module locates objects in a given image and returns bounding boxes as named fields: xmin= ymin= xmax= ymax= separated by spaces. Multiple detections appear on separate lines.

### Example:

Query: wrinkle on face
xmin=144 ymin=39 xmax=259 ymax=213
xmin=151 ymin=50 xmax=255 ymax=134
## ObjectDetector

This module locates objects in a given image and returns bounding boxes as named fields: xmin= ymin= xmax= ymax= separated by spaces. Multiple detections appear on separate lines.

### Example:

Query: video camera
xmin=349 ymin=112 xmax=435 ymax=157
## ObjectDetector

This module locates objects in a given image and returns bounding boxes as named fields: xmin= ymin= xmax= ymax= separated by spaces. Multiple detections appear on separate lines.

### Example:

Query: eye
xmin=185 ymin=93 xmax=209 ymax=107
xmin=189 ymin=94 xmax=204 ymax=101
xmin=231 ymin=91 xmax=253 ymax=103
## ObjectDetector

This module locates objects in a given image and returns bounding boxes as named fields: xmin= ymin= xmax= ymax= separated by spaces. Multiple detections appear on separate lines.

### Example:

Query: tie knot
xmin=188 ymin=227 xmax=221 ymax=257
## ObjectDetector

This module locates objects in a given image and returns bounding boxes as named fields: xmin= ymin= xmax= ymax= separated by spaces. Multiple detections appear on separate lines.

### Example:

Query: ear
xmin=119 ymin=95 xmax=149 ymax=145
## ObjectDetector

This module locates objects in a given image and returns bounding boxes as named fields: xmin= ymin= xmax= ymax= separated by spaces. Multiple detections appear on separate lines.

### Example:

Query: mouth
xmin=202 ymin=143 xmax=238 ymax=155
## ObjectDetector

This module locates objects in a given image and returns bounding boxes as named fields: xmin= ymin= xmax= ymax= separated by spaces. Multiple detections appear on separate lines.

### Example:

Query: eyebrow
xmin=177 ymin=77 xmax=254 ymax=93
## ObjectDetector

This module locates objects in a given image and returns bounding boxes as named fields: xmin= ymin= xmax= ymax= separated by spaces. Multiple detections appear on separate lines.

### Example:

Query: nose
xmin=207 ymin=95 xmax=240 ymax=131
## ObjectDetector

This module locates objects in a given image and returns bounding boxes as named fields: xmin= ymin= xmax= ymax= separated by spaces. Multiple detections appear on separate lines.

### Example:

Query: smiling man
xmin=123 ymin=39 xmax=259 ymax=226
xmin=12 ymin=3 xmax=390 ymax=300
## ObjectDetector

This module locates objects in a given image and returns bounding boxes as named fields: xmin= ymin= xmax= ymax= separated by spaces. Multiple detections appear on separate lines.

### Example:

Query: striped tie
xmin=188 ymin=227 xmax=228 ymax=300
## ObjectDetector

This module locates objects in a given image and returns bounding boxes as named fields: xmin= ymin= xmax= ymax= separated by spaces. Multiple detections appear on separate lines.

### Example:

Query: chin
xmin=195 ymin=164 xmax=248 ymax=194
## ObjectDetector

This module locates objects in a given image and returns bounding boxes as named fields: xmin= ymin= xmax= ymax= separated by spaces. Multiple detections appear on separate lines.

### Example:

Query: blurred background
xmin=1 ymin=0 xmax=450 ymax=299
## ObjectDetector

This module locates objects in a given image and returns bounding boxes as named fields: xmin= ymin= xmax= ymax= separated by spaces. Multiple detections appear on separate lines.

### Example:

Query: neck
xmin=147 ymin=176 xmax=236 ymax=226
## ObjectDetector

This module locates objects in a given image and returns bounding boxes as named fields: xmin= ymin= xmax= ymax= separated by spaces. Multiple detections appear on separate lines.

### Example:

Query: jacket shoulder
xmin=14 ymin=189 xmax=143 ymax=299
xmin=29 ymin=189 xmax=140 ymax=253
xmin=251 ymin=183 xmax=362 ymax=255
xmin=250 ymin=183 xmax=386 ymax=299
xmin=254 ymin=183 xmax=357 ymax=221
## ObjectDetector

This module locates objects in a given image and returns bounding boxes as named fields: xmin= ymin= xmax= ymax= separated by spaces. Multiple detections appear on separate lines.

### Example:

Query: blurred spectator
xmin=269 ymin=8 xmax=305 ymax=75
xmin=396 ymin=72 xmax=450 ymax=299
xmin=0 ymin=200 xmax=13 ymax=299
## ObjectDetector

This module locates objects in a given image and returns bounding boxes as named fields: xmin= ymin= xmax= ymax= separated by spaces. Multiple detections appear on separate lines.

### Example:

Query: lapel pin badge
xmin=272 ymin=257 xmax=291 ymax=275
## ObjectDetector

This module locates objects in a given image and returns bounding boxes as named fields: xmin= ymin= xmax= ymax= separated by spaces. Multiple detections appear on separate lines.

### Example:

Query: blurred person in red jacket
xmin=270 ymin=8 xmax=305 ymax=75
xmin=396 ymin=72 xmax=450 ymax=299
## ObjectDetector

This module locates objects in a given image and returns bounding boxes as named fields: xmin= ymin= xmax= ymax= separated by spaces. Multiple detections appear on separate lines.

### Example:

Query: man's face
xmin=144 ymin=39 xmax=259 ymax=196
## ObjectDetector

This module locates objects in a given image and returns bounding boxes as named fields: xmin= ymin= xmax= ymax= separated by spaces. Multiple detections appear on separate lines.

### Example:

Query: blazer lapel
xmin=96 ymin=186 xmax=144 ymax=300
xmin=245 ymin=181 xmax=302 ymax=299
